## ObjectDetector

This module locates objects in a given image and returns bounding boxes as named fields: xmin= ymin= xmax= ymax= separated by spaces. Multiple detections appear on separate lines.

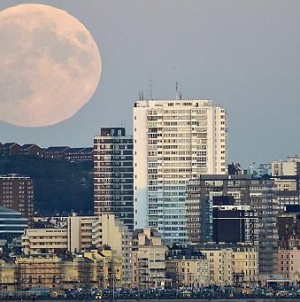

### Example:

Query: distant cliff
xmin=0 ymin=155 xmax=94 ymax=215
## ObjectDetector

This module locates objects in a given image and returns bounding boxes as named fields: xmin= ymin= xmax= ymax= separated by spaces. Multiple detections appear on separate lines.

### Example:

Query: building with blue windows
xmin=0 ymin=206 xmax=28 ymax=249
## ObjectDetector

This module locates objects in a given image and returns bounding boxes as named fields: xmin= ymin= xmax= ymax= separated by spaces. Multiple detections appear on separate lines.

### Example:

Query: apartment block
xmin=131 ymin=228 xmax=167 ymax=288
xmin=231 ymin=245 xmax=259 ymax=285
xmin=133 ymin=99 xmax=227 ymax=245
xmin=94 ymin=127 xmax=134 ymax=231
xmin=200 ymin=243 xmax=258 ymax=287
xmin=165 ymin=246 xmax=209 ymax=288
xmin=0 ymin=174 xmax=34 ymax=221
xmin=272 ymin=157 xmax=300 ymax=176
xmin=275 ymin=246 xmax=300 ymax=283
xmin=200 ymin=245 xmax=234 ymax=286
xmin=186 ymin=175 xmax=278 ymax=275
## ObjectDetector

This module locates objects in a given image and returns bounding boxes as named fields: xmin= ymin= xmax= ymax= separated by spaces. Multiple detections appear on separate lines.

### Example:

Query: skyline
xmin=0 ymin=0 xmax=300 ymax=167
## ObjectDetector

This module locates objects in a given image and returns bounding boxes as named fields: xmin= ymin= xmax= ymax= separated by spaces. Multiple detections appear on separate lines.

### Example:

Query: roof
xmin=2 ymin=142 xmax=20 ymax=147
xmin=0 ymin=206 xmax=21 ymax=214
xmin=44 ymin=146 xmax=70 ymax=152
xmin=64 ymin=147 xmax=85 ymax=153
xmin=20 ymin=144 xmax=41 ymax=149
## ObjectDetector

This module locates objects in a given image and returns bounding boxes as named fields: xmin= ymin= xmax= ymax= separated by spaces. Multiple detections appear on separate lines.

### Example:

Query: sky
xmin=0 ymin=0 xmax=300 ymax=167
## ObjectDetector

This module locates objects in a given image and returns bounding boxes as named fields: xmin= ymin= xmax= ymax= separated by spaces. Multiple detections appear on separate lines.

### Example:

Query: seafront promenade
xmin=0 ymin=299 xmax=294 ymax=302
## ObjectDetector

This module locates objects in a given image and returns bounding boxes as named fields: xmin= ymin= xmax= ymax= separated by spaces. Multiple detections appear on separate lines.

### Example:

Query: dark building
xmin=213 ymin=205 xmax=257 ymax=244
xmin=63 ymin=147 xmax=93 ymax=162
xmin=42 ymin=146 xmax=70 ymax=160
xmin=0 ymin=206 xmax=28 ymax=248
xmin=0 ymin=143 xmax=20 ymax=156
xmin=79 ymin=147 xmax=94 ymax=162
xmin=94 ymin=127 xmax=134 ymax=231
xmin=277 ymin=206 xmax=300 ymax=246
xmin=18 ymin=144 xmax=43 ymax=156
xmin=0 ymin=174 xmax=34 ymax=223
xmin=212 ymin=195 xmax=234 ymax=206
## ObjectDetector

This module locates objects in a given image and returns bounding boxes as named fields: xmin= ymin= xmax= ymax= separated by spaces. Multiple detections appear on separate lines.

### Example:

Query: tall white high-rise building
xmin=133 ymin=99 xmax=227 ymax=245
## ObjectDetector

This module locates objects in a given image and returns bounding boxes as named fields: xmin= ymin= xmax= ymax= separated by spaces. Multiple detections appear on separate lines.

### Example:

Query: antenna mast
xmin=149 ymin=79 xmax=153 ymax=99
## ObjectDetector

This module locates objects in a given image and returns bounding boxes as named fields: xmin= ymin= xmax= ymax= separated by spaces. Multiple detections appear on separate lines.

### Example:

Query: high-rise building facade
xmin=94 ymin=128 xmax=134 ymax=231
xmin=133 ymin=99 xmax=227 ymax=245
xmin=0 ymin=174 xmax=34 ymax=221
xmin=186 ymin=174 xmax=278 ymax=275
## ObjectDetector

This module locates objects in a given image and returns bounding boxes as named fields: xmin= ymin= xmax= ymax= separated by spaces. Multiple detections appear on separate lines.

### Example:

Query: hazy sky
xmin=0 ymin=0 xmax=299 ymax=167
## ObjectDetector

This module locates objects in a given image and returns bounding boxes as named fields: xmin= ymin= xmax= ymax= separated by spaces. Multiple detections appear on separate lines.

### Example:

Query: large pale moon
xmin=0 ymin=4 xmax=101 ymax=127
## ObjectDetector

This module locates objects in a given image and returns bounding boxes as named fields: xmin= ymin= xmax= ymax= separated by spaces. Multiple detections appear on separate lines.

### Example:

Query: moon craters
xmin=0 ymin=4 xmax=101 ymax=127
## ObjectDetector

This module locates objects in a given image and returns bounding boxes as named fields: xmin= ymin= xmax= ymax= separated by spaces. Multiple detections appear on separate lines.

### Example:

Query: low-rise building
xmin=0 ymin=143 xmax=20 ymax=156
xmin=15 ymin=254 xmax=62 ymax=290
xmin=0 ymin=206 xmax=28 ymax=249
xmin=275 ymin=246 xmax=300 ymax=284
xmin=0 ymin=257 xmax=16 ymax=291
xmin=18 ymin=144 xmax=42 ymax=156
xmin=232 ymin=244 xmax=259 ymax=286
xmin=42 ymin=146 xmax=70 ymax=160
xmin=83 ymin=248 xmax=123 ymax=289
xmin=132 ymin=228 xmax=167 ymax=288
xmin=22 ymin=214 xmax=132 ymax=287
xmin=199 ymin=243 xmax=258 ymax=287
xmin=166 ymin=246 xmax=209 ymax=288
xmin=200 ymin=245 xmax=233 ymax=287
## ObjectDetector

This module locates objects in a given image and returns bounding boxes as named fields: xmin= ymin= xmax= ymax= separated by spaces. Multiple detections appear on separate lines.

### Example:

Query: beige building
xmin=15 ymin=254 xmax=62 ymax=290
xmin=176 ymin=258 xmax=209 ymax=288
xmin=275 ymin=179 xmax=297 ymax=192
xmin=132 ymin=228 xmax=167 ymax=288
xmin=271 ymin=156 xmax=300 ymax=211
xmin=22 ymin=214 xmax=132 ymax=287
xmin=165 ymin=247 xmax=209 ymax=288
xmin=61 ymin=254 xmax=93 ymax=290
xmin=83 ymin=248 xmax=123 ymax=289
xmin=275 ymin=246 xmax=300 ymax=284
xmin=272 ymin=157 xmax=300 ymax=176
xmin=92 ymin=215 xmax=132 ymax=287
xmin=232 ymin=245 xmax=259 ymax=285
xmin=22 ymin=228 xmax=68 ymax=255
xmin=201 ymin=246 xmax=233 ymax=286
xmin=200 ymin=243 xmax=258 ymax=287
xmin=0 ymin=258 xmax=16 ymax=291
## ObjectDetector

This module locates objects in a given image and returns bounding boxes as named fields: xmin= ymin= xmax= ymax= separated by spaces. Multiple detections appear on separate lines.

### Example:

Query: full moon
xmin=0 ymin=4 xmax=101 ymax=127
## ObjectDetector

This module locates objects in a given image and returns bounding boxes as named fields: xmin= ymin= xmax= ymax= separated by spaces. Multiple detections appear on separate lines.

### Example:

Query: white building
xmin=133 ymin=99 xmax=227 ymax=245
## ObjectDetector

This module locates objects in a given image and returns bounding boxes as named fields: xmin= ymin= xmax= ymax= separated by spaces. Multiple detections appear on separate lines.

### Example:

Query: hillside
xmin=0 ymin=155 xmax=94 ymax=215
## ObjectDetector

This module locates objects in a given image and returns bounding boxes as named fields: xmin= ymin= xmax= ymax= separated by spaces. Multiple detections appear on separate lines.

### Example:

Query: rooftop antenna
xmin=149 ymin=79 xmax=153 ymax=99
xmin=175 ymin=82 xmax=179 ymax=100
xmin=138 ymin=91 xmax=144 ymax=100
